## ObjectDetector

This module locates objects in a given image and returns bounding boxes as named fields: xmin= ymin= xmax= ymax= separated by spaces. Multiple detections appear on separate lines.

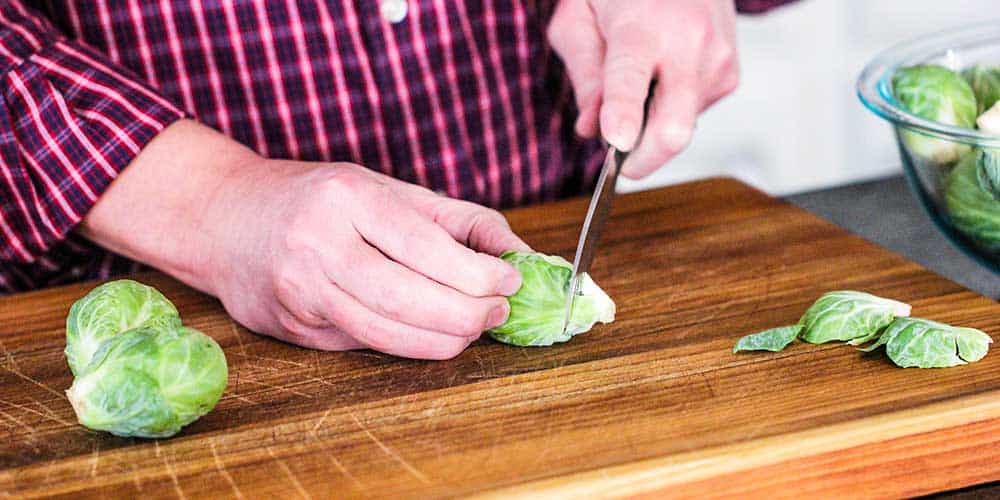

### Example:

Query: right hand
xmin=204 ymin=160 xmax=530 ymax=359
xmin=81 ymin=120 xmax=529 ymax=360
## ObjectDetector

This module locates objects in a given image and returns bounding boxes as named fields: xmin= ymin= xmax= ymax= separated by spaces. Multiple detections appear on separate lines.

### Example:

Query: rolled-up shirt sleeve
xmin=736 ymin=0 xmax=800 ymax=14
xmin=0 ymin=1 xmax=183 ymax=272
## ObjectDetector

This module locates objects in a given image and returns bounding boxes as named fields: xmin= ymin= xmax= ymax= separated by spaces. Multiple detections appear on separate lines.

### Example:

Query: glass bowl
xmin=859 ymin=22 xmax=1000 ymax=275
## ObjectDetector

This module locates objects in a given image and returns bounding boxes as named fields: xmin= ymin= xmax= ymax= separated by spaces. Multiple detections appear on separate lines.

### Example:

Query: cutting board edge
xmin=469 ymin=387 xmax=1000 ymax=499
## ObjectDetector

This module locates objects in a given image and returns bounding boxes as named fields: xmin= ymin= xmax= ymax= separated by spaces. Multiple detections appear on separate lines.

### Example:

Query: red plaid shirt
xmin=0 ymin=0 xmax=796 ymax=293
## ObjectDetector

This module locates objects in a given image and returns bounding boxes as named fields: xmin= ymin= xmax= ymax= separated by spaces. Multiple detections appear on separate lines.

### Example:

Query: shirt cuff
xmin=1 ymin=38 xmax=185 ymax=264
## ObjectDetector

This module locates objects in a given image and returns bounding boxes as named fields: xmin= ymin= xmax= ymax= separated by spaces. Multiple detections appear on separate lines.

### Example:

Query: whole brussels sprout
xmin=65 ymin=280 xmax=181 ymax=376
xmin=893 ymin=65 xmax=977 ymax=165
xmin=962 ymin=64 xmax=1000 ymax=115
xmin=944 ymin=151 xmax=1000 ymax=252
xmin=65 ymin=280 xmax=228 ymax=438
xmin=487 ymin=251 xmax=615 ymax=347
xmin=66 ymin=326 xmax=227 ymax=438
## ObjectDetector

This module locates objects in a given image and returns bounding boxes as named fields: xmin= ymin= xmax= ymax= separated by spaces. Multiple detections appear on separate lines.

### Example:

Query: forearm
xmin=77 ymin=119 xmax=259 ymax=295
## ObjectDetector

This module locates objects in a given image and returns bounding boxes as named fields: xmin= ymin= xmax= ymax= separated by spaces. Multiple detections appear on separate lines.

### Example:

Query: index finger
xmin=355 ymin=195 xmax=522 ymax=297
xmin=599 ymin=29 xmax=658 ymax=152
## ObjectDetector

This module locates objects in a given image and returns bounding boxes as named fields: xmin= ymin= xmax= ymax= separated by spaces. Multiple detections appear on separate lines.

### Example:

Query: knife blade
xmin=561 ymin=87 xmax=654 ymax=335
xmin=560 ymin=147 xmax=626 ymax=334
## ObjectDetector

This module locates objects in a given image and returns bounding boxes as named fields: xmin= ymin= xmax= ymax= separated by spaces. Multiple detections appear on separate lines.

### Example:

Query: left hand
xmin=547 ymin=0 xmax=739 ymax=178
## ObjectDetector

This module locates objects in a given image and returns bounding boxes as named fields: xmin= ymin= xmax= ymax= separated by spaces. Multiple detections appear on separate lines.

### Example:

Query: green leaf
xmin=733 ymin=325 xmax=802 ymax=353
xmin=976 ymin=148 xmax=1000 ymax=201
xmin=487 ymin=251 xmax=615 ymax=347
xmin=65 ymin=280 xmax=181 ymax=376
xmin=799 ymin=291 xmax=911 ymax=344
xmin=945 ymin=151 xmax=1000 ymax=252
xmin=864 ymin=317 xmax=993 ymax=368
xmin=67 ymin=326 xmax=228 ymax=438
xmin=962 ymin=64 xmax=1000 ymax=115
xmin=894 ymin=65 xmax=977 ymax=165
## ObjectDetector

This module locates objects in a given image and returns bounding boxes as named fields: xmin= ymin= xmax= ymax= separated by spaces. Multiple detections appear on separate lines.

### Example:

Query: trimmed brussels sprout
xmin=963 ymin=64 xmax=1000 ymax=115
xmin=67 ymin=326 xmax=228 ymax=438
xmin=944 ymin=151 xmax=1000 ymax=251
xmin=733 ymin=325 xmax=801 ymax=353
xmin=487 ymin=251 xmax=615 ymax=347
xmin=65 ymin=280 xmax=182 ymax=376
xmin=861 ymin=317 xmax=992 ymax=368
xmin=799 ymin=291 xmax=911 ymax=344
xmin=893 ymin=65 xmax=977 ymax=165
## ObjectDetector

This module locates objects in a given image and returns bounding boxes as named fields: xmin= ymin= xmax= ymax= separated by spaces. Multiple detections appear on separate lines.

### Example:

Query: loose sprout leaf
xmin=67 ymin=326 xmax=228 ymax=438
xmin=868 ymin=317 xmax=993 ymax=368
xmin=733 ymin=325 xmax=802 ymax=353
xmin=798 ymin=291 xmax=911 ymax=344
xmin=487 ymin=251 xmax=615 ymax=347
xmin=65 ymin=280 xmax=181 ymax=376
xmin=893 ymin=65 xmax=977 ymax=165
xmin=945 ymin=152 xmax=1000 ymax=252
xmin=963 ymin=64 xmax=1000 ymax=115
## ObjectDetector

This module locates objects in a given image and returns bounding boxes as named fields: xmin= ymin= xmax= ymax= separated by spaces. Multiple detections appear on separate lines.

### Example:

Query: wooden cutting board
xmin=2 ymin=178 xmax=1000 ymax=499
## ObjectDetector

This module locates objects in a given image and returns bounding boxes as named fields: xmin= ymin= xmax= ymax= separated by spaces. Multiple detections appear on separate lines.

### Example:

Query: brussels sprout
xmin=487 ymin=251 xmax=615 ymax=347
xmin=963 ymin=64 xmax=1000 ymax=115
xmin=798 ymin=291 xmax=911 ymax=344
xmin=861 ymin=317 xmax=992 ymax=368
xmin=893 ymin=65 xmax=977 ymax=165
xmin=944 ymin=151 xmax=1000 ymax=251
xmin=66 ymin=326 xmax=228 ymax=438
xmin=733 ymin=325 xmax=801 ymax=353
xmin=65 ymin=280 xmax=182 ymax=376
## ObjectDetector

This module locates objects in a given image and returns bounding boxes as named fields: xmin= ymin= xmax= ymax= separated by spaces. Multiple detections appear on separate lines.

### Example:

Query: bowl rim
xmin=857 ymin=20 xmax=1000 ymax=147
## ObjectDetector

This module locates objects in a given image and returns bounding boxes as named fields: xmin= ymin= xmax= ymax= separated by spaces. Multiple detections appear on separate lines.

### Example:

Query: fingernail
xmin=488 ymin=302 xmax=510 ymax=329
xmin=606 ymin=121 xmax=638 ymax=152
xmin=496 ymin=271 xmax=522 ymax=296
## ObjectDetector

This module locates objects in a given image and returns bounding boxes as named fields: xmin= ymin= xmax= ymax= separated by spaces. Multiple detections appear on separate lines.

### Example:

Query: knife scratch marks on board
xmin=155 ymin=441 xmax=187 ymax=500
xmin=350 ymin=412 xmax=430 ymax=485
xmin=0 ymin=341 xmax=66 ymax=401
xmin=211 ymin=440 xmax=244 ymax=499
xmin=0 ymin=407 xmax=33 ymax=438
xmin=266 ymin=446 xmax=311 ymax=499
xmin=129 ymin=462 xmax=144 ymax=492
xmin=311 ymin=408 xmax=334 ymax=433
xmin=0 ymin=399 xmax=72 ymax=428
xmin=326 ymin=452 xmax=364 ymax=490
xmin=89 ymin=441 xmax=100 ymax=477
xmin=228 ymin=322 xmax=248 ymax=359
xmin=240 ymin=379 xmax=312 ymax=399
xmin=228 ymin=351 xmax=308 ymax=368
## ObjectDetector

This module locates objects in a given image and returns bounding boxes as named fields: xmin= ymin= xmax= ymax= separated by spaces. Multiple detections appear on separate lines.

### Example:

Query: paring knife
xmin=561 ymin=88 xmax=654 ymax=334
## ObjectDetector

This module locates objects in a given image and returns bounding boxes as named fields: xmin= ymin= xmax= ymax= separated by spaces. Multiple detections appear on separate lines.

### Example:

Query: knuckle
xmin=545 ymin=19 xmax=566 ymax=49
xmin=372 ymin=283 xmax=409 ymax=320
xmin=276 ymin=309 xmax=312 ymax=343
xmin=658 ymin=124 xmax=694 ymax=155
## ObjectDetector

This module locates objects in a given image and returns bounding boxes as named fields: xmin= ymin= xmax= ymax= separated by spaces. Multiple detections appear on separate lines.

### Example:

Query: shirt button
xmin=380 ymin=0 xmax=408 ymax=24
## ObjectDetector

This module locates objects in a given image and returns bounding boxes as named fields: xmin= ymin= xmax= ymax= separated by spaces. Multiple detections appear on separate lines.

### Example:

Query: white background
xmin=619 ymin=0 xmax=998 ymax=196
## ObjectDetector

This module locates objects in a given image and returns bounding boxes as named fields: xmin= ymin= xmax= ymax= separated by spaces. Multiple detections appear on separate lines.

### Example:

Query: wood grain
xmin=1 ymin=177 xmax=999 ymax=498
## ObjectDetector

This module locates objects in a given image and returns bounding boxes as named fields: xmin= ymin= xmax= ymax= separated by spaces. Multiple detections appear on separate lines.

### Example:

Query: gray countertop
xmin=787 ymin=175 xmax=1000 ymax=299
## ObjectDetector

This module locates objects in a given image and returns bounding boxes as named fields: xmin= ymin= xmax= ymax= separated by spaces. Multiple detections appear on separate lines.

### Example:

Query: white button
xmin=380 ymin=0 xmax=408 ymax=24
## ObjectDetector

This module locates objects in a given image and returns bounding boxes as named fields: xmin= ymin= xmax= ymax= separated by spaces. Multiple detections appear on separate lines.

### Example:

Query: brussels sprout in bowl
xmin=858 ymin=22 xmax=1000 ymax=275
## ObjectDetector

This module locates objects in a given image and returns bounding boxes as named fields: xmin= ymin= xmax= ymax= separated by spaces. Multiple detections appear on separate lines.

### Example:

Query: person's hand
xmin=547 ymin=0 xmax=739 ymax=178
xmin=81 ymin=120 xmax=529 ymax=360
xmin=205 ymin=161 xmax=529 ymax=359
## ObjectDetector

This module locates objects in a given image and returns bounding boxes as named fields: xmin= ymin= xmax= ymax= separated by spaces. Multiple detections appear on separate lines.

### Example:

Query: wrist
xmin=79 ymin=119 xmax=261 ymax=295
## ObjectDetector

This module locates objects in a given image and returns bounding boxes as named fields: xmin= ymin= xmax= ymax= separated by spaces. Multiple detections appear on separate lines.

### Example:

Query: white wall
xmin=618 ymin=0 xmax=997 ymax=196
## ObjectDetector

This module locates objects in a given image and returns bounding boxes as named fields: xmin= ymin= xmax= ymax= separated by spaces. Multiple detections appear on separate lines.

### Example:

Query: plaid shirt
xmin=0 ymin=0 xmax=795 ymax=293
